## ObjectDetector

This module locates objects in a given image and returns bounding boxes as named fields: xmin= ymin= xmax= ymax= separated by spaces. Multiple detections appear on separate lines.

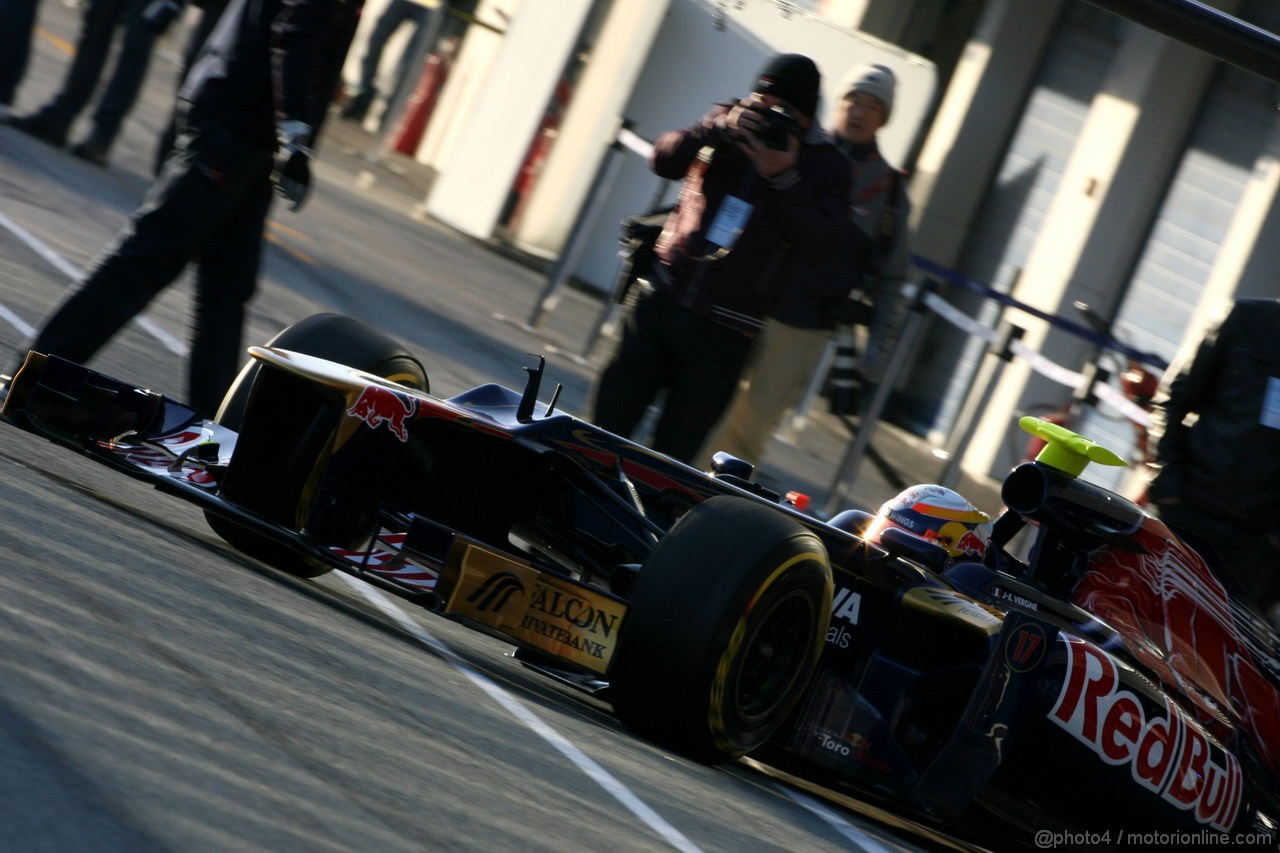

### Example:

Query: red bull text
xmin=1049 ymin=635 xmax=1242 ymax=832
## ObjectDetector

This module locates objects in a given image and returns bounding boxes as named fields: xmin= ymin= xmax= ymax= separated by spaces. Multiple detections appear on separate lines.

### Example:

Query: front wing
xmin=0 ymin=351 xmax=630 ymax=675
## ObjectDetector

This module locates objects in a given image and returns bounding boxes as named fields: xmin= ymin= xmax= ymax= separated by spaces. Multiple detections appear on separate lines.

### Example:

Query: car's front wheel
xmin=609 ymin=496 xmax=832 ymax=763
xmin=205 ymin=314 xmax=428 ymax=577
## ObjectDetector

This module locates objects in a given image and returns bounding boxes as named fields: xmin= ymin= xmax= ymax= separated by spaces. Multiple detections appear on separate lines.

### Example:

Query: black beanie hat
xmin=755 ymin=53 xmax=820 ymax=118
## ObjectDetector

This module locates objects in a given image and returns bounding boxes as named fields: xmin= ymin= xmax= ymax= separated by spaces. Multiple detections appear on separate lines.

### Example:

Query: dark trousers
xmin=32 ymin=0 xmax=160 ymax=144
xmin=0 ymin=0 xmax=41 ymax=105
xmin=592 ymin=286 xmax=754 ymax=464
xmin=30 ymin=106 xmax=275 ymax=417
xmin=355 ymin=0 xmax=429 ymax=97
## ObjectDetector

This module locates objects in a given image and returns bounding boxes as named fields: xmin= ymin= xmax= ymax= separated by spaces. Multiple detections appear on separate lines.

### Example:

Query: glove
xmin=141 ymin=0 xmax=183 ymax=32
xmin=272 ymin=120 xmax=313 ymax=211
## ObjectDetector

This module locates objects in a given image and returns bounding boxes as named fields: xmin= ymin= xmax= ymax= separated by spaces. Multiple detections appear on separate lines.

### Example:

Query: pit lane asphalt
xmin=0 ymin=7 xmax=1004 ymax=851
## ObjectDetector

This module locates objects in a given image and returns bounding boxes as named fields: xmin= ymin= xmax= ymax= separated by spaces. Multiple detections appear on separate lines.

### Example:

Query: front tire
xmin=206 ymin=314 xmax=428 ymax=577
xmin=609 ymin=496 xmax=832 ymax=762
xmin=214 ymin=313 xmax=428 ymax=429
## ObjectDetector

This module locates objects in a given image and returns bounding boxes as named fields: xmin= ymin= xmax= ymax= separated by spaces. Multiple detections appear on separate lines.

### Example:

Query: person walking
xmin=340 ymin=0 xmax=434 ymax=126
xmin=1147 ymin=297 xmax=1280 ymax=629
xmin=0 ymin=0 xmax=43 ymax=121
xmin=6 ymin=0 xmax=187 ymax=166
xmin=20 ymin=0 xmax=363 ymax=418
xmin=589 ymin=53 xmax=851 ymax=465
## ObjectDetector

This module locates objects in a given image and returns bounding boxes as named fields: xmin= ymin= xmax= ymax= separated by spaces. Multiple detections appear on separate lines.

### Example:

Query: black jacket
xmin=771 ymin=136 xmax=904 ymax=330
xmin=1148 ymin=298 xmax=1280 ymax=528
xmin=649 ymin=103 xmax=851 ymax=336
xmin=179 ymin=0 xmax=362 ymax=148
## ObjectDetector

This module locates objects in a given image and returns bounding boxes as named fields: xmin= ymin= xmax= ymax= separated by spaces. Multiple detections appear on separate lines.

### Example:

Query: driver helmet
xmin=864 ymin=484 xmax=992 ymax=560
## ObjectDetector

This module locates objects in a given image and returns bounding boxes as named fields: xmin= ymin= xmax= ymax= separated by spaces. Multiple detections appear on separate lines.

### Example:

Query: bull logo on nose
xmin=346 ymin=386 xmax=417 ymax=442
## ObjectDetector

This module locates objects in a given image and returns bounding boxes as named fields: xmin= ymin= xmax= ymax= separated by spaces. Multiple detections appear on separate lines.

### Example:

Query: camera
xmin=750 ymin=104 xmax=801 ymax=150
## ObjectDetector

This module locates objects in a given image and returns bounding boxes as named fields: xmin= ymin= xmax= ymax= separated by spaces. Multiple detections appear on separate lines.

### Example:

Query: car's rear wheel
xmin=609 ymin=495 xmax=832 ymax=763
xmin=205 ymin=314 xmax=428 ymax=577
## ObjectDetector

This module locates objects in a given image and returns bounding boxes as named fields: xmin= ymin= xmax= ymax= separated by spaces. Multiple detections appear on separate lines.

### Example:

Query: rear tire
xmin=206 ymin=314 xmax=428 ymax=577
xmin=609 ymin=496 xmax=832 ymax=762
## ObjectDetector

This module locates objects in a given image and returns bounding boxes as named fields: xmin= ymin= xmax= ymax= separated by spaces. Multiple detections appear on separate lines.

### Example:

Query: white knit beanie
xmin=840 ymin=63 xmax=896 ymax=122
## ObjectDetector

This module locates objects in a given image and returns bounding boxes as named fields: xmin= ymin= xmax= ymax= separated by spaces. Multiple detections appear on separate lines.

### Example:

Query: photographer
xmin=700 ymin=63 xmax=911 ymax=468
xmin=590 ymin=53 xmax=850 ymax=464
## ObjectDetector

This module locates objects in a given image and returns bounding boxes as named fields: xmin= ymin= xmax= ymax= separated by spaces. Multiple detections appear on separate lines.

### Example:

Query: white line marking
xmin=332 ymin=573 xmax=704 ymax=853
xmin=0 ymin=302 xmax=35 ymax=340
xmin=0 ymin=210 xmax=83 ymax=282
xmin=776 ymin=784 xmax=905 ymax=852
xmin=0 ymin=211 xmax=187 ymax=356
xmin=135 ymin=316 xmax=187 ymax=355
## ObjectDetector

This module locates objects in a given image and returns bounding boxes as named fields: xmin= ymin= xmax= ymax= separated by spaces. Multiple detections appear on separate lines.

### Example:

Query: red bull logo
xmin=346 ymin=385 xmax=417 ymax=442
xmin=1049 ymin=635 xmax=1242 ymax=832
xmin=953 ymin=529 xmax=988 ymax=560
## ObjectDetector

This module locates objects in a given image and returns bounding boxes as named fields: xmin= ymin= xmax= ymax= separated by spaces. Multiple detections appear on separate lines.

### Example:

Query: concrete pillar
xmin=1151 ymin=109 xmax=1280 ymax=417
xmin=962 ymin=10 xmax=1230 ymax=479
xmin=422 ymin=0 xmax=594 ymax=239
xmin=511 ymin=0 xmax=672 ymax=258
xmin=413 ymin=0 xmax=513 ymax=172
xmin=892 ymin=0 xmax=1063 ymax=442
xmin=1207 ymin=114 xmax=1280 ymax=307
xmin=909 ymin=0 xmax=1066 ymax=266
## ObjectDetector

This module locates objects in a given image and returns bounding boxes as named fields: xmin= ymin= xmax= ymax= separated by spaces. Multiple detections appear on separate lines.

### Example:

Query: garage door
xmin=900 ymin=1 xmax=1117 ymax=441
xmin=1075 ymin=0 xmax=1280 ymax=488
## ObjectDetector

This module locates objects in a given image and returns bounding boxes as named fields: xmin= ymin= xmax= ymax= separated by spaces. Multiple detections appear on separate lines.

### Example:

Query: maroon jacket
xmin=649 ymin=102 xmax=851 ymax=336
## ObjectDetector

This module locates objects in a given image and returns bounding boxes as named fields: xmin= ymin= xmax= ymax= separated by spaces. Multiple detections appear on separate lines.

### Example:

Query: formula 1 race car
xmin=2 ymin=314 xmax=1277 ymax=849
